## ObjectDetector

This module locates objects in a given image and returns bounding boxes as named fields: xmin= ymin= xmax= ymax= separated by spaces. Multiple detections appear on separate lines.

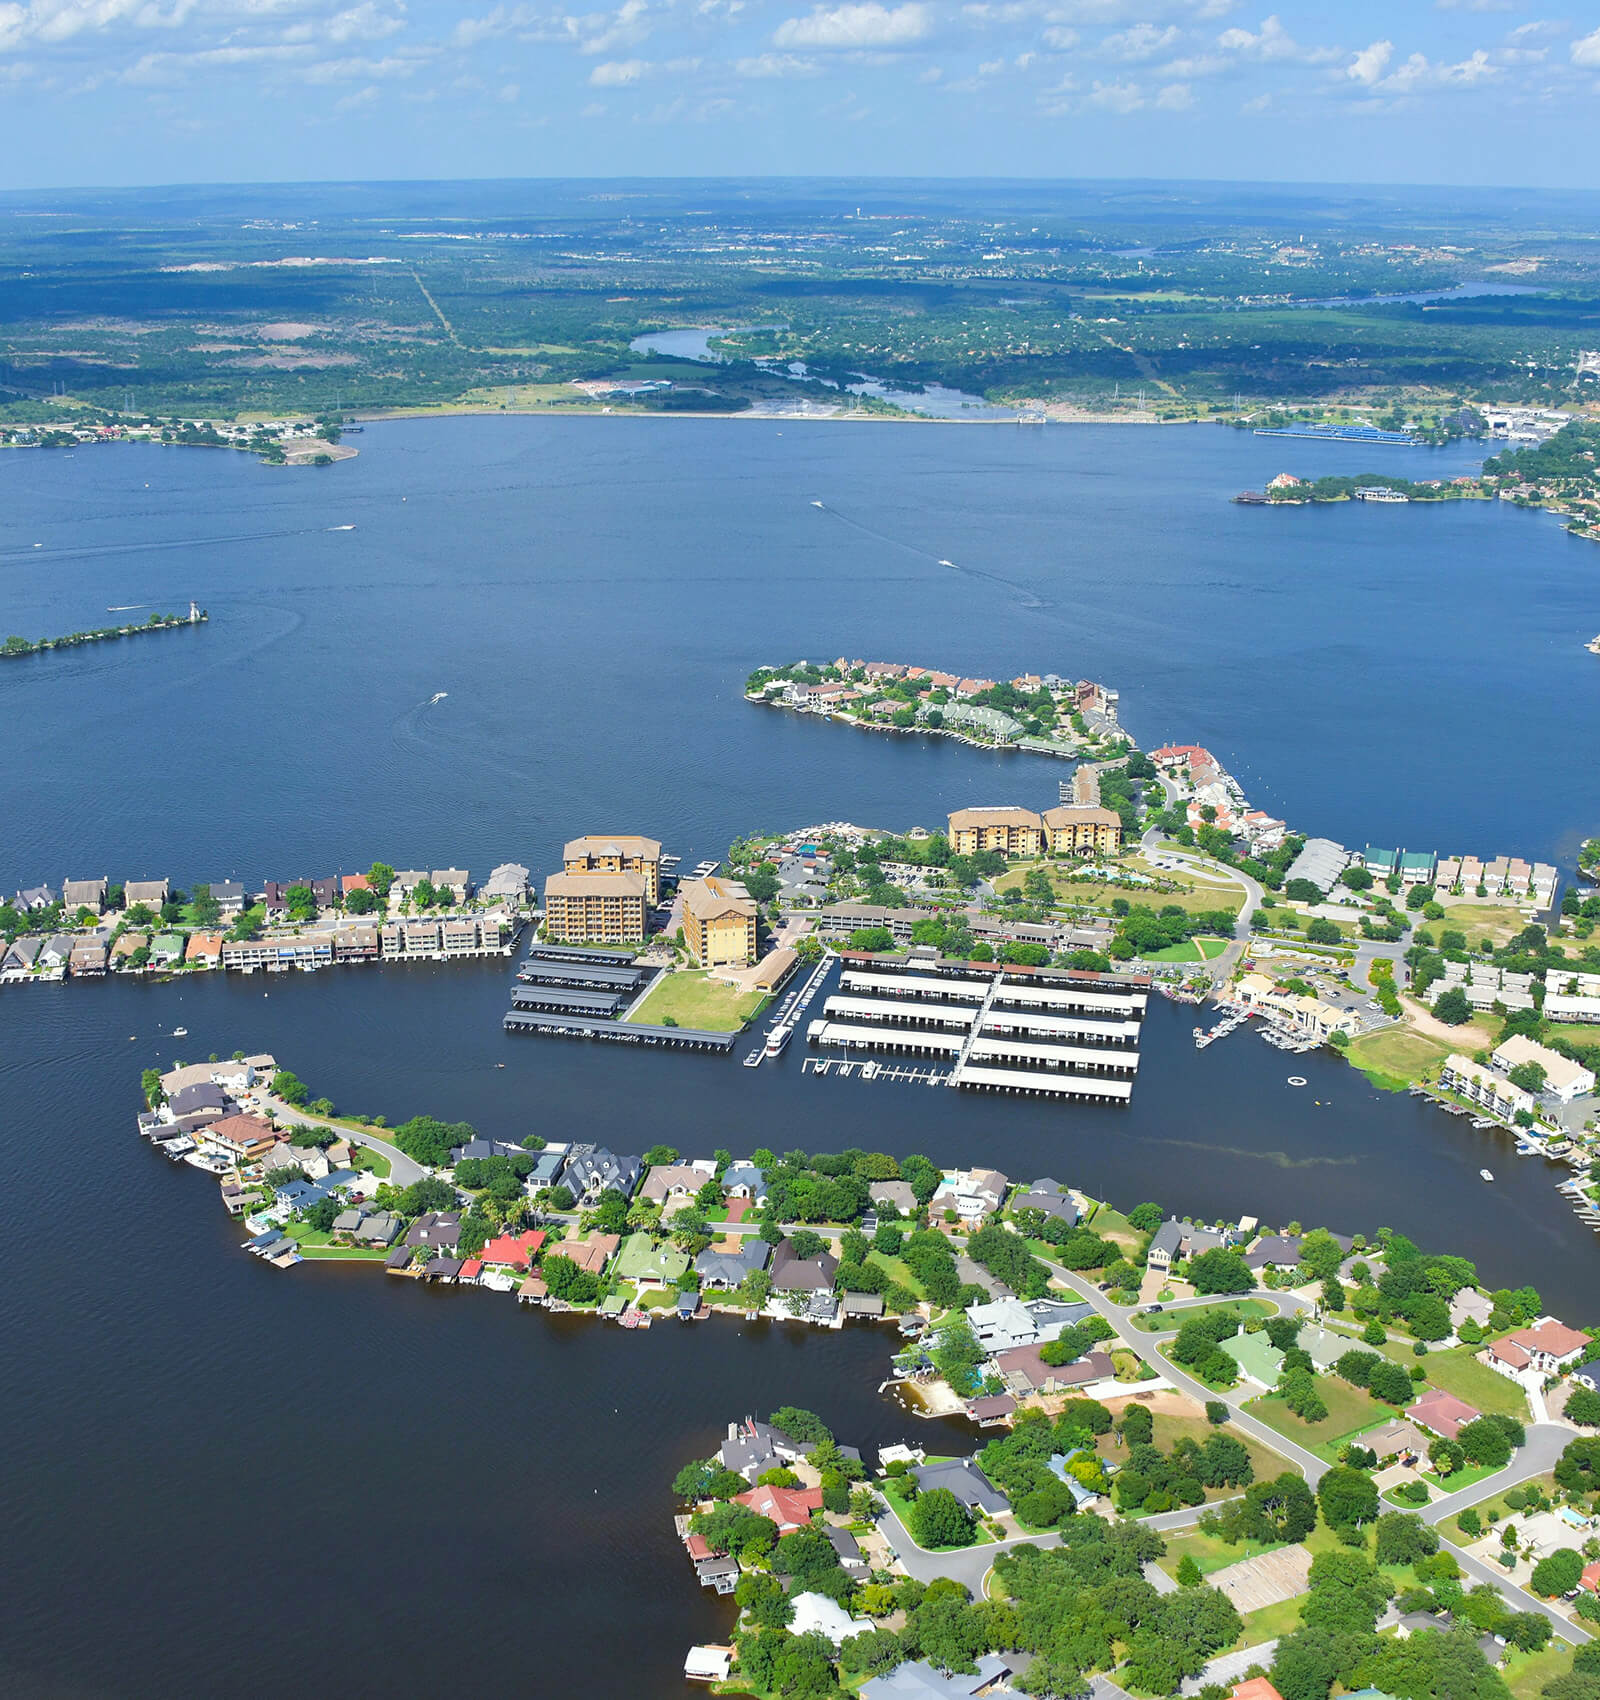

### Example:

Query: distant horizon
xmin=0 ymin=0 xmax=1596 ymax=191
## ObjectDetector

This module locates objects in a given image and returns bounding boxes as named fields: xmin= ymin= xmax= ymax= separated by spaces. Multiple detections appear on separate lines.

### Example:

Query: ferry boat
xmin=765 ymin=1025 xmax=792 ymax=1059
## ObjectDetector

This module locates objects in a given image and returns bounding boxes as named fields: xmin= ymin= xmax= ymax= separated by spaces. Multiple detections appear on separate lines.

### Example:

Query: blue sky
xmin=1 ymin=0 xmax=1598 ymax=187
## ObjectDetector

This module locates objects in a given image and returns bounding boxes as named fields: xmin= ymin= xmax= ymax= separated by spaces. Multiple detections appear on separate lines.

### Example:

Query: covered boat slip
xmin=838 ymin=969 xmax=989 ymax=1003
xmin=965 ymin=1036 xmax=1139 ymax=1073
xmin=515 ymin=959 xmax=647 ymax=991
xmin=956 ymin=1064 xmax=1134 ymax=1100
xmin=990 ymin=981 xmax=1147 ymax=1016
xmin=806 ymin=1020 xmax=965 ymax=1056
xmin=978 ymin=1008 xmax=1140 ymax=1045
xmin=509 ymin=983 xmax=627 ymax=1017
xmin=821 ymin=995 xmax=976 ymax=1030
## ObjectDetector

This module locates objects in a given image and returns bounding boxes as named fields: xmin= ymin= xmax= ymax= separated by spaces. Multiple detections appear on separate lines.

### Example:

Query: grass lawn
xmin=1413 ymin=1344 xmax=1531 ymax=1421
xmin=1422 ymin=1459 xmax=1502 ymax=1493
xmin=1432 ymin=903 xmax=1532 ymax=950
xmin=351 ymin=1145 xmax=390 ymax=1179
xmin=1248 ymin=1378 xmax=1391 ymax=1461
xmin=1234 ymin=1593 xmax=1309 ymax=1648
xmin=866 ymin=1248 xmax=923 ymax=1298
xmin=881 ymin=1469 xmax=993 ymax=1549
xmin=1111 ymin=1349 xmax=1156 ymax=1383
xmin=625 ymin=970 xmax=767 ymax=1032
xmin=1435 ymin=1472 xmax=1558 ymax=1546
xmin=1132 ymin=1299 xmax=1268 ymax=1333
xmin=1084 ymin=1205 xmax=1147 ymax=1255
xmin=1100 ymin=1414 xmax=1288 ymax=1501
xmin=1143 ymin=936 xmax=1231 ymax=963
xmin=1504 ymin=1642 xmax=1576 ymax=1699
xmin=1155 ymin=1527 xmax=1287 ymax=1579
xmin=282 ymin=1226 xmax=390 ymax=1262
xmin=1344 ymin=1025 xmax=1452 ymax=1089
xmin=639 ymin=1289 xmax=679 ymax=1310
xmin=996 ymin=858 xmax=1245 ymax=918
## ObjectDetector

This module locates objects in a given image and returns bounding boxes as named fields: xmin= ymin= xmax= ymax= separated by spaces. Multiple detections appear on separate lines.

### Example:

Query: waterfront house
xmin=167 ymin=1082 xmax=230 ymax=1123
xmin=615 ymin=1232 xmax=689 ymax=1289
xmin=1439 ymin=1055 xmax=1534 ymax=1123
xmin=1361 ymin=849 xmax=1398 ymax=878
xmin=549 ymin=1233 xmax=619 ymax=1276
xmin=339 ymin=873 xmax=370 ymax=900
xmin=310 ymin=876 xmax=340 ymax=909
xmin=1571 ymin=1357 xmax=1600 ymax=1394
xmin=333 ymin=1209 xmax=401 ymax=1247
xmin=694 ymin=1238 xmax=770 ymax=1291
xmin=994 ymin=1345 xmax=1115 ymax=1398
xmin=404 ymin=1211 xmax=462 ymax=1251
xmin=62 ymin=877 xmax=108 ymax=914
xmin=1244 ymin=1234 xmax=1303 ymax=1271
xmin=185 ymin=932 xmax=224 ymax=968
xmin=770 ymin=1237 xmax=840 ymax=1294
xmin=561 ymin=1145 xmax=642 ymax=1202
xmin=160 ymin=1056 xmax=269 ymax=1097
xmin=861 ymin=1655 xmax=1019 ymax=1700
xmin=734 ymin=1481 xmax=823 ymax=1534
xmin=1406 ymin=1387 xmax=1481 ymax=1441
xmin=201 ymin=1113 xmax=279 ymax=1164
xmin=718 ymin=1416 xmax=808 ymax=1481
xmin=869 ymin=1180 xmax=919 ymax=1215
xmin=789 ymin=1592 xmax=869 ymax=1648
xmin=151 ymin=932 xmax=184 ymax=967
xmin=69 ymin=936 xmax=108 ymax=975
xmin=1449 ymin=1289 xmax=1494 ymax=1332
xmin=401 ymin=919 xmax=441 ymax=956
xmin=1145 ymin=1218 xmax=1228 ymax=1274
xmin=38 ymin=935 xmax=74 ymax=970
xmin=721 ymin=1162 xmax=768 ymax=1204
xmin=209 ymin=881 xmax=245 ymax=915
xmin=479 ymin=1229 xmax=547 ymax=1270
xmin=110 ymin=932 xmax=148 ymax=968
xmin=966 ymin=1394 xmax=1019 ymax=1428
xmin=1484 ymin=1318 xmax=1590 ymax=1387
xmin=692 ymin=1556 xmax=740 ymax=1596
xmin=15 ymin=884 xmax=55 ymax=911
xmin=911 ymin=1457 xmax=1009 ymax=1516
xmin=966 ymin=1296 xmax=1043 ymax=1353
xmin=124 ymin=878 xmax=169 ymax=908
xmin=1399 ymin=852 xmax=1436 ymax=886
xmin=929 ymin=1167 xmax=1009 ymax=1223
xmin=479 ymin=863 xmax=530 ymax=906
xmin=641 ymin=1162 xmax=715 ymax=1206
xmin=1013 ymin=1178 xmax=1082 ymax=1227
xmin=1 ymin=935 xmax=42 ymax=978
xmin=392 ymin=870 xmax=429 ymax=897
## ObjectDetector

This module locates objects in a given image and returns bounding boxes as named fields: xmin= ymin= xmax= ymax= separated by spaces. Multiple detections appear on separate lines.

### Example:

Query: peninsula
xmin=2 ymin=604 xmax=207 ymax=661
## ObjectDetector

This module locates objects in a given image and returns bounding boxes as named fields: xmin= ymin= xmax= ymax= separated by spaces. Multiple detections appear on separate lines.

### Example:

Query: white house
xmin=1483 ymin=1318 xmax=1591 ymax=1389
xmin=1490 ymin=1034 xmax=1594 ymax=1104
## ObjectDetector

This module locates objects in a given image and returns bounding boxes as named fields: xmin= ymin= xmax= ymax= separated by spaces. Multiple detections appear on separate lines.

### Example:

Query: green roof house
xmin=1361 ymin=848 xmax=1397 ymax=876
xmin=1218 ymin=1330 xmax=1285 ymax=1390
xmin=151 ymin=932 xmax=184 ymax=965
xmin=1399 ymin=851 xmax=1437 ymax=884
xmin=615 ymin=1232 xmax=689 ymax=1288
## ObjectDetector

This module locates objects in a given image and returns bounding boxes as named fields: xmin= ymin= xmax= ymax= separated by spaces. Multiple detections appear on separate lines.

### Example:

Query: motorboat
xmin=1480 ymin=1168 xmax=1495 ymax=1182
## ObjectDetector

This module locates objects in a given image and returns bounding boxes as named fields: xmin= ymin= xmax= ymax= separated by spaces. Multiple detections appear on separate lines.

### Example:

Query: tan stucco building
xmin=682 ymin=874 xmax=758 ymax=967
xmin=562 ymin=835 xmax=662 ymax=905
xmin=1043 ymin=804 xmax=1123 ymax=855
xmin=544 ymin=871 xmax=648 ymax=943
xmin=947 ymin=806 xmax=1044 ymax=858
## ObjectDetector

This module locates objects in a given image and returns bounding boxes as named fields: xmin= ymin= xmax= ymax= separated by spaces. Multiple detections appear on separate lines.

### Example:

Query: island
xmin=2 ymin=604 xmax=207 ymax=661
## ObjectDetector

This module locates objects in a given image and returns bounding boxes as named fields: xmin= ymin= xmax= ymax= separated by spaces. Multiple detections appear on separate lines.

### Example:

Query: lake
xmin=2 ymin=415 xmax=1598 ymax=1697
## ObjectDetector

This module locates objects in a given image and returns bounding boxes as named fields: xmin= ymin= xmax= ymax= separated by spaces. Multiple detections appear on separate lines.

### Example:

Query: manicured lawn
xmin=1504 ymin=1642 xmax=1576 ymax=1699
xmin=1132 ymin=1299 xmax=1268 ymax=1333
xmin=1413 ymin=1344 xmax=1531 ymax=1422
xmin=1234 ymin=1593 xmax=1309 ymax=1648
xmin=1155 ymin=1527 xmax=1287 ymax=1579
xmin=1083 ymin=1205 xmax=1146 ymax=1255
xmin=1143 ymin=936 xmax=1231 ymax=963
xmin=351 ymin=1145 xmax=390 ymax=1179
xmin=866 ymin=1248 xmax=923 ymax=1298
xmin=281 ymin=1226 xmax=390 ymax=1262
xmin=1344 ymin=1025 xmax=1452 ymax=1089
xmin=1421 ymin=1459 xmax=1501 ymax=1493
xmin=1248 ymin=1378 xmax=1391 ymax=1461
xmin=1111 ymin=1349 xmax=1156 ymax=1383
xmin=881 ymin=1468 xmax=992 ymax=1549
xmin=625 ymin=970 xmax=768 ymax=1032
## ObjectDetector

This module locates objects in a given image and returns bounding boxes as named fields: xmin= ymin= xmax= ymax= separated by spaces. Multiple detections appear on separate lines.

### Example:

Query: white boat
xmin=1480 ymin=1168 xmax=1495 ymax=1182
xmin=765 ymin=1025 xmax=792 ymax=1058
xmin=429 ymin=692 xmax=448 ymax=704
xmin=172 ymin=1026 xmax=188 ymax=1037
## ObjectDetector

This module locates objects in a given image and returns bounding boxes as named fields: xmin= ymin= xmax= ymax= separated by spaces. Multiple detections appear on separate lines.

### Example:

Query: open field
xmin=625 ymin=971 xmax=766 ymax=1032
xmin=1430 ymin=902 xmax=1536 ymax=949
xmin=1408 ymin=1343 xmax=1531 ymax=1421
xmin=1144 ymin=936 xmax=1231 ymax=962
xmin=997 ymin=858 xmax=1245 ymax=919
xmin=1345 ymin=1025 xmax=1452 ymax=1088
xmin=1132 ymin=1299 xmax=1269 ymax=1333
xmin=1248 ymin=1378 xmax=1391 ymax=1460
xmin=1098 ymin=1412 xmax=1287 ymax=1503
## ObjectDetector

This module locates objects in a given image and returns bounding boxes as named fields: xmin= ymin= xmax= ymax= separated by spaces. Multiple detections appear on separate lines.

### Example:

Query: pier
xmin=502 ymin=1008 xmax=737 ymax=1051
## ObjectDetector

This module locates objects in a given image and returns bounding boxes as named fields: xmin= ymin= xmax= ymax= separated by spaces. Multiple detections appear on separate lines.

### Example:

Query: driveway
xmin=260 ymin=1092 xmax=426 ymax=1186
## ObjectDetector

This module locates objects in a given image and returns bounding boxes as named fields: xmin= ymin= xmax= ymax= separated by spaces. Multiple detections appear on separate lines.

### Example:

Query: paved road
xmin=259 ymin=1092 xmax=427 ymax=1186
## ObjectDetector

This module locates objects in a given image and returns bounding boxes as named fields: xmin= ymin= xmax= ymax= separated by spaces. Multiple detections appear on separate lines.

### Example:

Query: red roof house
xmin=734 ymin=1482 xmax=823 ymax=1534
xmin=1580 ymin=1561 xmax=1600 ymax=1596
xmin=1485 ymin=1319 xmax=1591 ymax=1381
xmin=479 ymin=1230 xmax=547 ymax=1270
xmin=685 ymin=1534 xmax=712 ymax=1561
xmin=1232 ymin=1682 xmax=1285 ymax=1700
xmin=459 ymin=1259 xmax=483 ymax=1282
xmin=1406 ymin=1387 xmax=1480 ymax=1440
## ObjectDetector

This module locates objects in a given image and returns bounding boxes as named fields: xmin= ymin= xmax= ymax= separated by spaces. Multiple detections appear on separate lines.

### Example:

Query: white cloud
xmin=1240 ymin=88 xmax=1268 ymax=109
xmin=301 ymin=50 xmax=420 ymax=78
xmin=1087 ymin=73 xmax=1140 ymax=107
xmin=1346 ymin=38 xmax=1389 ymax=84
xmin=1374 ymin=45 xmax=1498 ymax=91
xmin=1100 ymin=21 xmax=1177 ymax=59
xmin=977 ymin=53 xmax=1000 ymax=69
xmin=1154 ymin=76 xmax=1188 ymax=104
xmin=1572 ymin=26 xmax=1600 ymax=67
xmin=497 ymin=77 xmax=518 ymax=96
xmin=1040 ymin=24 xmax=1076 ymax=48
xmin=917 ymin=58 xmax=939 ymax=75
xmin=732 ymin=48 xmax=816 ymax=72
xmin=773 ymin=1 xmax=928 ymax=49
xmin=1156 ymin=51 xmax=1222 ymax=74
xmin=333 ymin=79 xmax=376 ymax=106
xmin=588 ymin=52 xmax=646 ymax=78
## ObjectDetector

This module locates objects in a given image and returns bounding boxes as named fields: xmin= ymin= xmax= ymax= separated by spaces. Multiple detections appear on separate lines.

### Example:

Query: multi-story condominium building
xmin=562 ymin=835 xmax=662 ymax=904
xmin=1042 ymin=804 xmax=1122 ymax=855
xmin=1439 ymin=1054 xmax=1534 ymax=1122
xmin=682 ymin=875 xmax=757 ymax=967
xmin=946 ymin=807 xmax=1044 ymax=858
xmin=544 ymin=872 xmax=648 ymax=943
xmin=220 ymin=933 xmax=336 ymax=972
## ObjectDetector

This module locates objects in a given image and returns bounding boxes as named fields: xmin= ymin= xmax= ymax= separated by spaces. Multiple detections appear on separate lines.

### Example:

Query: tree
xmin=770 ymin=1406 xmax=832 ymax=1447
xmin=367 ymin=862 xmax=396 ymax=897
xmin=1306 ymin=918 xmax=1341 ymax=945
xmin=1428 ymin=1437 xmax=1466 ymax=1477
xmin=1342 ymin=867 xmax=1374 ymax=891
xmin=1121 ymin=1404 xmax=1154 ymax=1446
xmin=1434 ymin=987 xmax=1473 ymax=1025
xmin=909 ymin=1487 xmax=974 ymax=1550
xmin=1530 ymin=1548 xmax=1584 ymax=1597
xmin=1127 ymin=1201 xmax=1164 ymax=1233
xmin=1375 ymin=1511 xmax=1439 ymax=1568
xmin=1188 ymin=1247 xmax=1255 ymax=1294
xmin=1367 ymin=1360 xmax=1414 ymax=1406
xmin=140 ymin=1067 xmax=166 ymax=1107
xmin=344 ymin=886 xmax=377 ymax=914
xmin=1318 ymin=1466 xmax=1379 ymax=1531
xmin=1244 ymin=1473 xmax=1318 ymax=1543
xmin=1457 ymin=1417 xmax=1513 ymax=1470
xmin=1566 ymin=1386 xmax=1600 ymax=1428
xmin=735 ymin=1570 xmax=794 ymax=1630
xmin=1507 ymin=1060 xmax=1548 ymax=1095
xmin=1176 ymin=1554 xmax=1203 ymax=1587
xmin=1205 ymin=1400 xmax=1229 ymax=1426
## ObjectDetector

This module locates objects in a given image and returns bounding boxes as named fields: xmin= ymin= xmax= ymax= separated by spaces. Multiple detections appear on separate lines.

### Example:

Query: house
xmin=1 ymin=934 xmax=43 ymax=978
xmin=770 ymin=1237 xmax=840 ymax=1292
xmin=966 ymin=1296 xmax=1043 ymax=1353
xmin=1484 ymin=1318 xmax=1591 ymax=1385
xmin=1219 ymin=1332 xmax=1286 ymax=1390
xmin=479 ymin=1230 xmax=547 ymax=1270
xmin=1146 ymin=1218 xmax=1228 ymax=1273
xmin=695 ymin=1239 xmax=771 ymax=1291
xmin=1490 ymin=1034 xmax=1594 ymax=1103
xmin=150 ymin=932 xmax=184 ymax=966
xmin=929 ymin=1167 xmax=1009 ymax=1223
xmin=1012 ymin=1178 xmax=1082 ymax=1227
xmin=869 ymin=1180 xmax=918 ymax=1215
xmin=614 ymin=1232 xmax=689 ymax=1289
xmin=1571 ymin=1357 xmax=1600 ymax=1394
xmin=548 ymin=1233 xmax=619 ymax=1276
xmin=719 ymin=1416 xmax=808 ymax=1481
xmin=994 ymin=1344 xmax=1114 ymax=1398
xmin=1244 ymin=1234 xmax=1303 ymax=1271
xmin=167 ymin=1082 xmax=231 ymax=1122
xmin=332 ymin=1209 xmax=401 ymax=1247
xmin=692 ymin=1553 xmax=741 ymax=1593
xmin=1295 ymin=1324 xmax=1347 ymax=1374
xmin=185 ymin=931 xmax=224 ymax=968
xmin=480 ymin=863 xmax=531 ymax=906
xmin=1231 ymin=1682 xmax=1286 ymax=1700
xmin=1439 ymin=1055 xmax=1534 ymax=1123
xmin=69 ymin=937 xmax=108 ymax=975
xmin=966 ymin=1394 xmax=1018 ymax=1428
xmin=1450 ymin=1289 xmax=1494 ymax=1331
xmin=405 ymin=1211 xmax=462 ymax=1250
xmin=38 ymin=934 xmax=75 ymax=970
xmin=1407 ymin=1387 xmax=1481 ymax=1441
xmin=124 ymin=878 xmax=169 ymax=908
xmin=824 ymin=1525 xmax=870 ymax=1576
xmin=722 ymin=1162 xmax=768 ymax=1202
xmin=641 ymin=1162 xmax=715 ymax=1205
xmin=1580 ymin=1561 xmax=1600 ymax=1596
xmin=209 ymin=881 xmax=245 ymax=914
xmin=861 ymin=1654 xmax=1018 ymax=1700
xmin=61 ymin=877 xmax=108 ymax=914
xmin=14 ymin=884 xmax=55 ymax=911
xmin=560 ymin=1145 xmax=642 ymax=1202
xmin=788 ymin=1591 xmax=867 ymax=1648
xmin=734 ymin=1481 xmax=823 ymax=1533
xmin=200 ymin=1114 xmax=279 ymax=1164
xmin=109 ymin=931 xmax=148 ymax=968
xmin=911 ymin=1457 xmax=1009 ymax=1515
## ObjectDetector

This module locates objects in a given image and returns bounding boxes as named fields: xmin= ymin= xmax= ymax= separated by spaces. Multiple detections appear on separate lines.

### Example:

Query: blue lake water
xmin=3 ymin=415 xmax=1598 ymax=1698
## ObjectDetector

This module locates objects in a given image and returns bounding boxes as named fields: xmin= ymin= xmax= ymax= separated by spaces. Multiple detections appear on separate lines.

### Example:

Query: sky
xmin=1 ymin=0 xmax=1599 ymax=187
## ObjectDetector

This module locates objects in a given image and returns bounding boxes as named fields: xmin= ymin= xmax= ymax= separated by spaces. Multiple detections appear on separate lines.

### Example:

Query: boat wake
xmin=106 ymin=604 xmax=147 ymax=612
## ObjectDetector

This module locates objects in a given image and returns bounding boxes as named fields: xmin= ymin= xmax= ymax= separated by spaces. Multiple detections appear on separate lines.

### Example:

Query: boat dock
xmin=745 ymin=950 xmax=835 ymax=1066
xmin=502 ymin=1008 xmax=738 ymax=1051
xmin=802 ymin=1056 xmax=949 ymax=1086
